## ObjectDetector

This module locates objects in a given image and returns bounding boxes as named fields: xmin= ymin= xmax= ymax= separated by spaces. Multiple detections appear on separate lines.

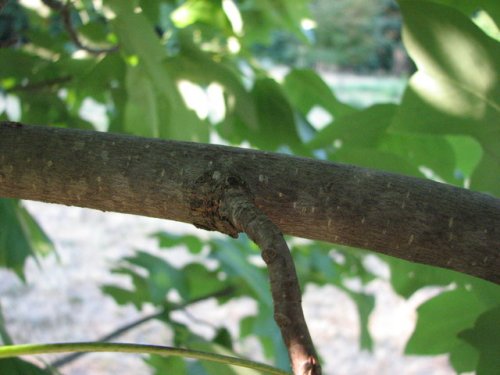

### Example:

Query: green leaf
xmin=213 ymin=328 xmax=233 ymax=350
xmin=238 ymin=0 xmax=310 ymax=44
xmin=239 ymin=306 xmax=289 ymax=370
xmin=106 ymin=0 xmax=209 ymax=142
xmin=448 ymin=339 xmax=479 ymax=373
xmin=412 ymin=0 xmax=500 ymax=28
xmin=146 ymin=355 xmax=187 ymax=375
xmin=184 ymin=263 xmax=227 ymax=300
xmin=210 ymin=238 xmax=271 ymax=307
xmin=379 ymin=134 xmax=456 ymax=182
xmin=247 ymin=78 xmax=306 ymax=154
xmin=283 ymin=68 xmax=355 ymax=119
xmin=126 ymin=251 xmax=188 ymax=302
xmin=171 ymin=0 xmax=231 ymax=31
xmin=102 ymin=251 xmax=187 ymax=308
xmin=310 ymin=104 xmax=394 ymax=149
xmin=164 ymin=43 xmax=259 ymax=131
xmin=0 ymin=304 xmax=13 ymax=346
xmin=0 ymin=199 xmax=54 ymax=279
xmin=388 ymin=256 xmax=462 ymax=299
xmin=459 ymin=305 xmax=500 ymax=375
xmin=155 ymin=232 xmax=204 ymax=254
xmin=124 ymin=64 xmax=160 ymax=137
xmin=0 ymin=359 xmax=54 ymax=375
xmin=344 ymin=290 xmax=375 ymax=351
xmin=446 ymin=135 xmax=483 ymax=179
xmin=393 ymin=0 xmax=500 ymax=195
xmin=406 ymin=287 xmax=491 ymax=371
xmin=191 ymin=340 xmax=262 ymax=375
xmin=101 ymin=284 xmax=150 ymax=309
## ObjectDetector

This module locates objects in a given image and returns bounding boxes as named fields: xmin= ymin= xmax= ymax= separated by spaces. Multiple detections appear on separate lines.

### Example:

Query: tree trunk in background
xmin=1 ymin=122 xmax=499 ymax=283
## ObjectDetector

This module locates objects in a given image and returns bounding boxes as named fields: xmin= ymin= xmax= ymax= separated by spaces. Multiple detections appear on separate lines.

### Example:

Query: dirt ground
xmin=0 ymin=201 xmax=455 ymax=374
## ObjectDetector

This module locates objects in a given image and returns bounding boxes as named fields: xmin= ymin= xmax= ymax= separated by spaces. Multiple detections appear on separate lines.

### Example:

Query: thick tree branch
xmin=220 ymin=180 xmax=320 ymax=375
xmin=0 ymin=122 xmax=499 ymax=284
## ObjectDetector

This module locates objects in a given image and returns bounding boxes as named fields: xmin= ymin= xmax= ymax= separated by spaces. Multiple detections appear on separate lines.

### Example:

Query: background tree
xmin=0 ymin=0 xmax=499 ymax=374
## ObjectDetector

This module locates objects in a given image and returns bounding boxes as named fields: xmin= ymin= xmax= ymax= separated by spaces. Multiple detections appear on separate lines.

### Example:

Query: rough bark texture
xmin=1 ymin=122 xmax=499 ymax=284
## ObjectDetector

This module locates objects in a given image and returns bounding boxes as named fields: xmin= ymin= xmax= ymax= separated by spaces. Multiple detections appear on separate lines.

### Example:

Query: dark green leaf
xmin=0 ymin=199 xmax=54 ymax=279
xmin=283 ymin=68 xmax=355 ymax=119
xmin=345 ymin=290 xmax=375 ymax=351
xmin=459 ymin=305 xmax=500 ymax=375
xmin=213 ymin=327 xmax=233 ymax=350
xmin=0 ymin=359 xmax=54 ymax=375
xmin=248 ymin=78 xmax=306 ymax=154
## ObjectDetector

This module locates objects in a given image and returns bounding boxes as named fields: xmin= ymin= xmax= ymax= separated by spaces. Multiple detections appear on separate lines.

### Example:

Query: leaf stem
xmin=0 ymin=342 xmax=289 ymax=375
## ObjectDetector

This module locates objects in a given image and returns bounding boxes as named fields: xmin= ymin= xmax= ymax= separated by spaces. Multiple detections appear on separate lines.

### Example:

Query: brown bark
xmin=1 ymin=122 xmax=499 ymax=284
xmin=220 ymin=181 xmax=320 ymax=374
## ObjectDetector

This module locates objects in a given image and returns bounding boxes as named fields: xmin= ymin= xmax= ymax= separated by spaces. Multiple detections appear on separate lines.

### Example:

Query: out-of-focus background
xmin=1 ymin=0 xmax=499 ymax=374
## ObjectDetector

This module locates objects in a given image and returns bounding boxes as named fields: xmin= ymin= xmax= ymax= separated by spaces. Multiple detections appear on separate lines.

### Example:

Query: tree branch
xmin=220 ymin=180 xmax=321 ymax=374
xmin=41 ymin=0 xmax=118 ymax=54
xmin=0 ymin=122 xmax=499 ymax=284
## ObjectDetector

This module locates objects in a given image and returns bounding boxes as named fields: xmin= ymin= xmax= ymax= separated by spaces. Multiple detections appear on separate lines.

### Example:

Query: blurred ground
xmin=0 ymin=201 xmax=454 ymax=375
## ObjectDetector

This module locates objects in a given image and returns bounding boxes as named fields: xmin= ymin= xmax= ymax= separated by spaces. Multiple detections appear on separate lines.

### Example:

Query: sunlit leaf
xmin=171 ymin=0 xmax=231 ymax=31
xmin=393 ymin=0 xmax=500 ymax=195
xmin=106 ymin=0 xmax=209 ymax=142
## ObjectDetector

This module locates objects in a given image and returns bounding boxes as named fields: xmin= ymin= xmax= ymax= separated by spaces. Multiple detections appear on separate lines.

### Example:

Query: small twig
xmin=41 ymin=0 xmax=118 ymax=54
xmin=50 ymin=287 xmax=234 ymax=368
xmin=220 ymin=180 xmax=321 ymax=375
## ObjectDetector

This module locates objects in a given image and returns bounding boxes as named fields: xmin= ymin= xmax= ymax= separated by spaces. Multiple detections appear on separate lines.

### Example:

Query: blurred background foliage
xmin=0 ymin=0 xmax=499 ymax=374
